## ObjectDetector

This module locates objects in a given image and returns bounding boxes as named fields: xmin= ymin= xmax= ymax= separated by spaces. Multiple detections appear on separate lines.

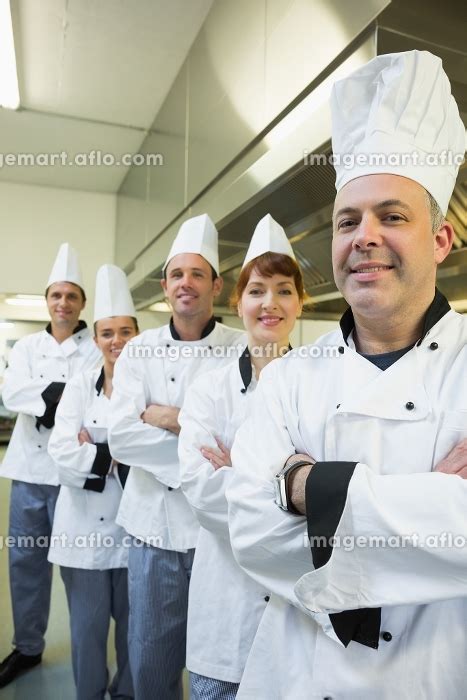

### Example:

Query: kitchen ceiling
xmin=0 ymin=0 xmax=213 ymax=192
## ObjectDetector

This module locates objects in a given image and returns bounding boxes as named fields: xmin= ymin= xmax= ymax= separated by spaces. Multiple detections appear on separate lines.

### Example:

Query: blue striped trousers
xmin=8 ymin=480 xmax=59 ymax=655
xmin=127 ymin=541 xmax=194 ymax=700
xmin=190 ymin=672 xmax=239 ymax=700
xmin=60 ymin=566 xmax=133 ymax=700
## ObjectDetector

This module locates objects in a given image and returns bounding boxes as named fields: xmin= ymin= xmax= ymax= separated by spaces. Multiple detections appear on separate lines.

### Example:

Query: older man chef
xmin=0 ymin=244 xmax=100 ymax=688
xmin=227 ymin=50 xmax=467 ymax=699
xmin=108 ymin=214 xmax=243 ymax=700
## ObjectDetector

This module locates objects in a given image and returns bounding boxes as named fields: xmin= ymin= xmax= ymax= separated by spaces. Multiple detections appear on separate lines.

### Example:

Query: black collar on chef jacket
xmin=169 ymin=316 xmax=216 ymax=341
xmin=45 ymin=319 xmax=88 ymax=337
xmin=239 ymin=344 xmax=293 ymax=393
xmin=339 ymin=288 xmax=451 ymax=346
xmin=95 ymin=366 xmax=105 ymax=396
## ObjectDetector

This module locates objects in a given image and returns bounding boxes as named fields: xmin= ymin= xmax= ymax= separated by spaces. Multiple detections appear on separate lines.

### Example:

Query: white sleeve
xmin=178 ymin=376 xmax=233 ymax=539
xmin=227 ymin=364 xmax=313 ymax=611
xmin=108 ymin=342 xmax=179 ymax=488
xmin=48 ymin=376 xmax=103 ymax=489
xmin=2 ymin=339 xmax=49 ymax=416
xmin=295 ymin=463 xmax=467 ymax=613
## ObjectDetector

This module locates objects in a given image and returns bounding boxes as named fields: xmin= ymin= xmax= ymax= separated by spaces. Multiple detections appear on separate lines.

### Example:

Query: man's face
xmin=332 ymin=174 xmax=452 ymax=320
xmin=161 ymin=253 xmax=223 ymax=319
xmin=46 ymin=282 xmax=85 ymax=327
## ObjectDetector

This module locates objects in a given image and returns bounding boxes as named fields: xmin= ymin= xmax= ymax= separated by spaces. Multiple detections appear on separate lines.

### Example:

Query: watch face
xmin=273 ymin=478 xmax=282 ymax=507
xmin=273 ymin=475 xmax=288 ymax=511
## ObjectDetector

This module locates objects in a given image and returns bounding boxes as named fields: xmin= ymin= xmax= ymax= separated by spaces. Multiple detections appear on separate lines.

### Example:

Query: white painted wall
xmin=0 ymin=181 xmax=116 ymax=310
xmin=0 ymin=180 xmax=117 ymax=377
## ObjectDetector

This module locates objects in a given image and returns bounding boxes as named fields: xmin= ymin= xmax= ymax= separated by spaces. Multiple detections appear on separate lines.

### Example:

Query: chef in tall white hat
xmin=241 ymin=213 xmax=296 ymax=267
xmin=46 ymin=242 xmax=85 ymax=292
xmin=227 ymin=50 xmax=467 ymax=699
xmin=108 ymin=215 xmax=243 ymax=699
xmin=47 ymin=264 xmax=138 ymax=700
xmin=163 ymin=212 xmax=220 ymax=275
xmin=178 ymin=213 xmax=305 ymax=700
xmin=0 ymin=243 xmax=101 ymax=688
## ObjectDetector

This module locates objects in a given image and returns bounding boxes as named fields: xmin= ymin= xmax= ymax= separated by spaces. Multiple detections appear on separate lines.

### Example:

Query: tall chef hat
xmin=94 ymin=264 xmax=136 ymax=322
xmin=163 ymin=214 xmax=219 ymax=275
xmin=331 ymin=50 xmax=466 ymax=214
xmin=47 ymin=242 xmax=84 ymax=288
xmin=242 ymin=214 xmax=296 ymax=268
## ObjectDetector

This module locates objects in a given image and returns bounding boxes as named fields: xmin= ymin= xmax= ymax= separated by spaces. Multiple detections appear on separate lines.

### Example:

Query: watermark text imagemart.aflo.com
xmin=0 ymin=533 xmax=162 ymax=549
xmin=127 ymin=342 xmax=342 ymax=361
xmin=0 ymin=150 xmax=164 ymax=168
xmin=303 ymin=149 xmax=465 ymax=169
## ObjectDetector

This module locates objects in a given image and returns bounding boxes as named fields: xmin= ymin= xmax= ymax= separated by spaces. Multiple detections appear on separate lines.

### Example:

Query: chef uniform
xmin=227 ymin=51 xmax=467 ymax=699
xmin=48 ymin=264 xmax=136 ymax=700
xmin=108 ymin=214 xmax=243 ymax=700
xmin=0 ymin=244 xmax=100 ymax=665
xmin=178 ymin=215 xmax=296 ymax=699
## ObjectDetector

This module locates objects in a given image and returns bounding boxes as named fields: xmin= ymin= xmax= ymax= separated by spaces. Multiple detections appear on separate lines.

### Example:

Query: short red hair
xmin=230 ymin=252 xmax=306 ymax=308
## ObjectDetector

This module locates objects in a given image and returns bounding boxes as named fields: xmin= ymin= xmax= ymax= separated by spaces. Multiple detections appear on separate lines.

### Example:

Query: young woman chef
xmin=178 ymin=214 xmax=306 ymax=699
xmin=48 ymin=264 xmax=138 ymax=700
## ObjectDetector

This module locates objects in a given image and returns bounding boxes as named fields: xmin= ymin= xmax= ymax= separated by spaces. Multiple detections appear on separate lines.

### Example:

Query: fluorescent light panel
xmin=6 ymin=295 xmax=46 ymax=307
xmin=0 ymin=0 xmax=20 ymax=110
xmin=148 ymin=302 xmax=171 ymax=312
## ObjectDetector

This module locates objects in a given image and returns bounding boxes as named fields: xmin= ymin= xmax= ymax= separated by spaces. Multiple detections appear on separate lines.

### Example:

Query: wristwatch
xmin=274 ymin=459 xmax=313 ymax=513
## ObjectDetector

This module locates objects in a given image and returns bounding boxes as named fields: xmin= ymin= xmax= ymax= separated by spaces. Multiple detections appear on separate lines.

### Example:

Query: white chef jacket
xmin=48 ymin=367 xmax=128 ymax=570
xmin=227 ymin=297 xmax=467 ymax=699
xmin=108 ymin=319 xmax=244 ymax=550
xmin=178 ymin=350 xmax=269 ymax=683
xmin=1 ymin=323 xmax=101 ymax=485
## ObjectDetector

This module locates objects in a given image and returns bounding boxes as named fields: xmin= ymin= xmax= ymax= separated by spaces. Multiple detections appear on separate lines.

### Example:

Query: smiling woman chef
xmin=178 ymin=214 xmax=306 ymax=700
xmin=48 ymin=264 xmax=138 ymax=700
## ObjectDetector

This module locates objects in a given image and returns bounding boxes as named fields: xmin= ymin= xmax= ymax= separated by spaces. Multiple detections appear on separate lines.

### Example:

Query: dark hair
xmin=45 ymin=283 xmax=86 ymax=303
xmin=163 ymin=262 xmax=218 ymax=282
xmin=93 ymin=316 xmax=139 ymax=336
xmin=230 ymin=252 xmax=306 ymax=308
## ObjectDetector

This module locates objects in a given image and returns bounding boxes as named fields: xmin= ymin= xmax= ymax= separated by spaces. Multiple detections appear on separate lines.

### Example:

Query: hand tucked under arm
xmin=434 ymin=438 xmax=467 ymax=478
xmin=141 ymin=404 xmax=181 ymax=435
xmin=200 ymin=438 xmax=232 ymax=470
xmin=78 ymin=428 xmax=93 ymax=445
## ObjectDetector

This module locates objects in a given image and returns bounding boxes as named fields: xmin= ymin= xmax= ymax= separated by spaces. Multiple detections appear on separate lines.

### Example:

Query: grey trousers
xmin=60 ymin=566 xmax=133 ymax=700
xmin=8 ymin=480 xmax=59 ymax=655
xmin=127 ymin=541 xmax=195 ymax=700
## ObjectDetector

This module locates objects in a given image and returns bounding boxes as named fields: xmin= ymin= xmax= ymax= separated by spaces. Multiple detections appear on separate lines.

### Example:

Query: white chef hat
xmin=242 ymin=214 xmax=296 ymax=268
xmin=94 ymin=264 xmax=136 ymax=322
xmin=163 ymin=214 xmax=219 ymax=274
xmin=331 ymin=50 xmax=466 ymax=214
xmin=47 ymin=243 xmax=84 ymax=288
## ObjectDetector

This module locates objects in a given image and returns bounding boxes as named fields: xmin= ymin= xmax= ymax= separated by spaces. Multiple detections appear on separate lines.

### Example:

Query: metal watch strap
xmin=275 ymin=459 xmax=313 ymax=514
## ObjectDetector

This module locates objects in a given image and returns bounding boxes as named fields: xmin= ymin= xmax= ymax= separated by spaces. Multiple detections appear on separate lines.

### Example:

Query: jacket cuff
xmin=306 ymin=461 xmax=381 ymax=649
xmin=36 ymin=382 xmax=66 ymax=429
xmin=83 ymin=443 xmax=112 ymax=492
